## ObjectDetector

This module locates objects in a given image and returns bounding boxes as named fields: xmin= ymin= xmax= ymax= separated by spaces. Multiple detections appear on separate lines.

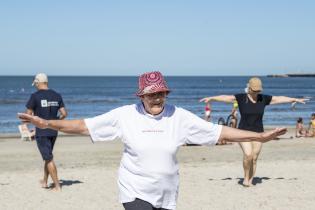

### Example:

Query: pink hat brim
xmin=136 ymin=87 xmax=170 ymax=96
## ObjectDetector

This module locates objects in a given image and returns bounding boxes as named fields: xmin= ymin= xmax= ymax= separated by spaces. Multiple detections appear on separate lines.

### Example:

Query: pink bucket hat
xmin=136 ymin=71 xmax=170 ymax=96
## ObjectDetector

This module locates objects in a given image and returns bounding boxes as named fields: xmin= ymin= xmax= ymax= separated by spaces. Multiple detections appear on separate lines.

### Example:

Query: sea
xmin=1 ymin=76 xmax=314 ymax=134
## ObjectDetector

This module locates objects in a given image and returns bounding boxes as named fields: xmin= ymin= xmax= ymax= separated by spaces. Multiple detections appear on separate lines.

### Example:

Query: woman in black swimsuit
xmin=200 ymin=77 xmax=308 ymax=187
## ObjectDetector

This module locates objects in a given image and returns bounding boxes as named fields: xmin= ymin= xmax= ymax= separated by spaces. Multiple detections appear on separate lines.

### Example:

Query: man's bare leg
xmin=46 ymin=160 xmax=61 ymax=191
xmin=40 ymin=161 xmax=49 ymax=188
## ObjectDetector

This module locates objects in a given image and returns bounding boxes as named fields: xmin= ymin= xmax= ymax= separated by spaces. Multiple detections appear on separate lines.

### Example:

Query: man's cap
xmin=136 ymin=71 xmax=170 ymax=96
xmin=248 ymin=77 xmax=263 ymax=91
xmin=32 ymin=73 xmax=48 ymax=86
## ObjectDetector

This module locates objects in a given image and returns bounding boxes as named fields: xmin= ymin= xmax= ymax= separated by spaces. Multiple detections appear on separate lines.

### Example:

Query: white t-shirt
xmin=84 ymin=103 xmax=222 ymax=209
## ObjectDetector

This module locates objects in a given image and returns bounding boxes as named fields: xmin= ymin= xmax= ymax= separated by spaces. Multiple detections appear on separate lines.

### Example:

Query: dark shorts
xmin=35 ymin=136 xmax=57 ymax=161
xmin=123 ymin=198 xmax=170 ymax=210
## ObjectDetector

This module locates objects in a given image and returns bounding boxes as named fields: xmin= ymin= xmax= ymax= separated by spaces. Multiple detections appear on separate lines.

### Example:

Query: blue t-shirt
xmin=235 ymin=93 xmax=272 ymax=132
xmin=26 ymin=89 xmax=65 ymax=137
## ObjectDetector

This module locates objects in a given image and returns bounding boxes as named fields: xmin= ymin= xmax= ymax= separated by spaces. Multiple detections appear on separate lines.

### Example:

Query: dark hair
xmin=297 ymin=117 xmax=303 ymax=123
xmin=312 ymin=113 xmax=315 ymax=117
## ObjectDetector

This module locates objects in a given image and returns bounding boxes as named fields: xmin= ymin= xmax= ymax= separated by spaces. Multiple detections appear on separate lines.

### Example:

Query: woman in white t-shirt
xmin=18 ymin=71 xmax=287 ymax=210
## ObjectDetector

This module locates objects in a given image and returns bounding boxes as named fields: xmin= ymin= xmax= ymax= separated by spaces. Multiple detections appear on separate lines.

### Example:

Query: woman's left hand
xmin=295 ymin=98 xmax=309 ymax=104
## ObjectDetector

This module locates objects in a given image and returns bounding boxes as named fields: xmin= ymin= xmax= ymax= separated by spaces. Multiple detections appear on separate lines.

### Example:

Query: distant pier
xmin=267 ymin=73 xmax=315 ymax=77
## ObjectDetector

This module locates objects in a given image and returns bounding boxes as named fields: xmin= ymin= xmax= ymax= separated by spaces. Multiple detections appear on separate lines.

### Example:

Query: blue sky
xmin=0 ymin=0 xmax=314 ymax=76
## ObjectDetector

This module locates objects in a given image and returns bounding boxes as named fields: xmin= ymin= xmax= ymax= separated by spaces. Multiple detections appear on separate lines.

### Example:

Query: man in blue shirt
xmin=26 ymin=73 xmax=67 ymax=191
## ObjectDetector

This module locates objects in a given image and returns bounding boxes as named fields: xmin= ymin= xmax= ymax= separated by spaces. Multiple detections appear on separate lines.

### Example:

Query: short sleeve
xmin=84 ymin=108 xmax=122 ymax=143
xmin=180 ymin=109 xmax=222 ymax=145
xmin=263 ymin=94 xmax=272 ymax=105
xmin=26 ymin=94 xmax=36 ymax=110
xmin=59 ymin=94 xmax=65 ymax=108
xmin=234 ymin=93 xmax=244 ymax=105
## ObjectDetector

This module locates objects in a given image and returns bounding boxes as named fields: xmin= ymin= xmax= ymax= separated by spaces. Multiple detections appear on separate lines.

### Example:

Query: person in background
xmin=308 ymin=113 xmax=315 ymax=137
xmin=19 ymin=72 xmax=286 ymax=210
xmin=25 ymin=73 xmax=67 ymax=191
xmin=204 ymin=102 xmax=212 ymax=121
xmin=229 ymin=101 xmax=239 ymax=128
xmin=216 ymin=102 xmax=238 ymax=145
xmin=295 ymin=117 xmax=308 ymax=138
xmin=200 ymin=77 xmax=308 ymax=187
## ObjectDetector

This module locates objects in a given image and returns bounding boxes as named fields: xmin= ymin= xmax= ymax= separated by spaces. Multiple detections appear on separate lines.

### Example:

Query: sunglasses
xmin=250 ymin=88 xmax=261 ymax=93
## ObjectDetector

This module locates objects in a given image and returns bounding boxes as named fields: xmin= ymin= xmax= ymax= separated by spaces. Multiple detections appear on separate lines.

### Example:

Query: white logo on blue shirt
xmin=41 ymin=100 xmax=59 ymax=107
xmin=41 ymin=100 xmax=48 ymax=107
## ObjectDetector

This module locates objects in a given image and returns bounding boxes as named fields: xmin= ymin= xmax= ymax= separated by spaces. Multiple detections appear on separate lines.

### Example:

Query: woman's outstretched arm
xmin=200 ymin=95 xmax=236 ymax=103
xmin=218 ymin=126 xmax=287 ymax=144
xmin=270 ymin=96 xmax=309 ymax=105
xmin=18 ymin=113 xmax=89 ymax=135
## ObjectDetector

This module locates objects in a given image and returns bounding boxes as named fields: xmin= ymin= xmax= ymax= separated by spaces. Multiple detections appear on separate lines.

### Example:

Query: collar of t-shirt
xmin=139 ymin=102 xmax=165 ymax=119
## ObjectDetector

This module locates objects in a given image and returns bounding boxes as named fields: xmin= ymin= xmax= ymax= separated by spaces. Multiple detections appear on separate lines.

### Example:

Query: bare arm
xmin=18 ymin=113 xmax=89 ymax=135
xmin=218 ymin=126 xmax=287 ymax=143
xmin=270 ymin=96 xmax=309 ymax=105
xmin=295 ymin=124 xmax=301 ymax=137
xmin=23 ymin=109 xmax=34 ymax=127
xmin=26 ymin=108 xmax=33 ymax=115
xmin=58 ymin=107 xmax=68 ymax=120
xmin=200 ymin=95 xmax=236 ymax=103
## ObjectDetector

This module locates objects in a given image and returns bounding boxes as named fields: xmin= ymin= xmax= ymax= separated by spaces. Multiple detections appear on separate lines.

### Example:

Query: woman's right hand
xmin=17 ymin=113 xmax=49 ymax=129
xmin=260 ymin=127 xmax=288 ymax=143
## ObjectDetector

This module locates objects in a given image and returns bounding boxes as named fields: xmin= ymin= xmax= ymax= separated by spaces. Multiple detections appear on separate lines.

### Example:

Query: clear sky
xmin=0 ymin=0 xmax=314 ymax=76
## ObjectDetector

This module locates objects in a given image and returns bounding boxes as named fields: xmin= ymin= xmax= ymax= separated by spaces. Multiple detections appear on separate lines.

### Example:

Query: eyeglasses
xmin=145 ymin=92 xmax=167 ymax=99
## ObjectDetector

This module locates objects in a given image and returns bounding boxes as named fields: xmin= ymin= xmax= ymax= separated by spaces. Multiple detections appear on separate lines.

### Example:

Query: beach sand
xmin=1 ymin=128 xmax=315 ymax=210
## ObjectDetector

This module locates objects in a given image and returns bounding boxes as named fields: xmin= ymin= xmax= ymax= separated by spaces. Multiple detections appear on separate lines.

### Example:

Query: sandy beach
xmin=1 ymin=127 xmax=315 ymax=210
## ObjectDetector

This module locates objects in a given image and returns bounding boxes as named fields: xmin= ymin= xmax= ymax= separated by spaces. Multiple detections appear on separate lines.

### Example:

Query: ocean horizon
xmin=1 ymin=76 xmax=314 ymax=134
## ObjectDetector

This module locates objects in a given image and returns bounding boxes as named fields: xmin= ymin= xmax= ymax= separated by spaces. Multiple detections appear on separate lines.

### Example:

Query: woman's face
xmin=141 ymin=91 xmax=167 ymax=115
